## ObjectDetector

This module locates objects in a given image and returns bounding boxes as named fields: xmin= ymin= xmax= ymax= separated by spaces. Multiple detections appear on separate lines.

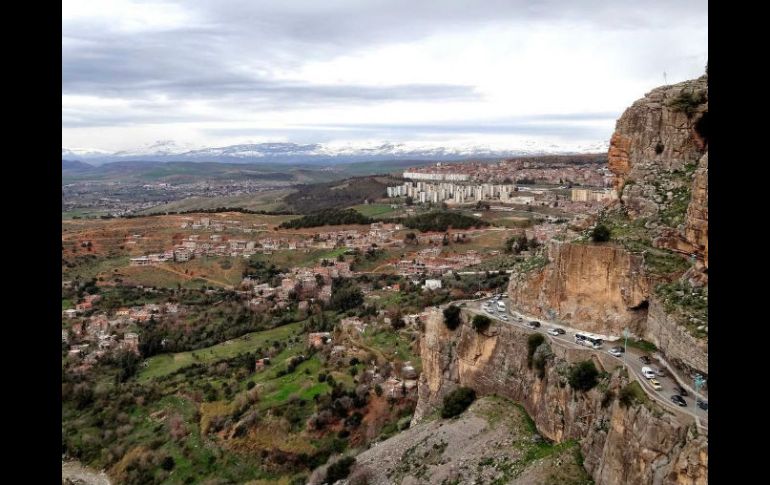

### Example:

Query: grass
xmin=139 ymin=322 xmax=304 ymax=380
xmin=62 ymin=299 xmax=74 ymax=310
xmin=351 ymin=203 xmax=398 ymax=217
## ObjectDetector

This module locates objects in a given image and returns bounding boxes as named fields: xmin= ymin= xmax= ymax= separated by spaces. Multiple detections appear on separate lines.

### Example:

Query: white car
xmin=547 ymin=328 xmax=566 ymax=336
xmin=641 ymin=366 xmax=656 ymax=379
xmin=500 ymin=315 xmax=509 ymax=321
xmin=608 ymin=348 xmax=623 ymax=357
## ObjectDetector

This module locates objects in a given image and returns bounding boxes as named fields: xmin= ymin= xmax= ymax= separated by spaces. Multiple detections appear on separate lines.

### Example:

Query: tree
xmin=591 ymin=224 xmax=611 ymax=242
xmin=325 ymin=456 xmax=356 ymax=483
xmin=405 ymin=196 xmax=414 ymax=206
xmin=568 ymin=360 xmax=599 ymax=391
xmin=404 ymin=232 xmax=418 ymax=245
xmin=443 ymin=305 xmax=462 ymax=330
xmin=441 ymin=387 xmax=476 ymax=418
xmin=471 ymin=314 xmax=491 ymax=332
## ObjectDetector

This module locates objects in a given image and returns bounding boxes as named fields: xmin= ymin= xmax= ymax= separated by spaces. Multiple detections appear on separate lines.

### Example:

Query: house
xmin=308 ymin=332 xmax=332 ymax=348
xmin=122 ymin=333 xmax=140 ymax=354
xmin=423 ymin=279 xmax=442 ymax=290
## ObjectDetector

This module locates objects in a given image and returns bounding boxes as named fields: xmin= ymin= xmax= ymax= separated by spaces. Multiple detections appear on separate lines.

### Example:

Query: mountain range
xmin=62 ymin=140 xmax=610 ymax=165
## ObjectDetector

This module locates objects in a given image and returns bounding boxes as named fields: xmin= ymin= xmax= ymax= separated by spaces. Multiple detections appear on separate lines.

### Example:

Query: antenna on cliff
xmin=663 ymin=71 xmax=668 ymax=85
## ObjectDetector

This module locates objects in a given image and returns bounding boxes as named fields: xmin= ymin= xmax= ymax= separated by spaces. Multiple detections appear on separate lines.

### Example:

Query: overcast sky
xmin=62 ymin=0 xmax=708 ymax=152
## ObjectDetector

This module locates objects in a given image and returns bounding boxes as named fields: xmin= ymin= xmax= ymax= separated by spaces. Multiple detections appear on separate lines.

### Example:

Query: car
xmin=670 ymin=395 xmax=687 ymax=407
xmin=527 ymin=321 xmax=541 ymax=329
xmin=500 ymin=315 xmax=509 ymax=321
xmin=654 ymin=367 xmax=668 ymax=377
xmin=696 ymin=399 xmax=708 ymax=411
xmin=649 ymin=379 xmax=662 ymax=391
xmin=459 ymin=302 xmax=467 ymax=307
xmin=547 ymin=328 xmax=565 ymax=336
xmin=608 ymin=348 xmax=623 ymax=357
xmin=674 ymin=385 xmax=689 ymax=397
xmin=641 ymin=366 xmax=656 ymax=379
xmin=639 ymin=355 xmax=652 ymax=365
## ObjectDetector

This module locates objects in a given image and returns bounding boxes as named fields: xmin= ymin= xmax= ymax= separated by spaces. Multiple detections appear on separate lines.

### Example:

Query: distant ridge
xmin=62 ymin=140 xmax=610 ymax=165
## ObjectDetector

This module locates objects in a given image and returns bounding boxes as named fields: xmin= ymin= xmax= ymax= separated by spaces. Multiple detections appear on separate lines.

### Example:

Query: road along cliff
xmin=413 ymin=310 xmax=707 ymax=485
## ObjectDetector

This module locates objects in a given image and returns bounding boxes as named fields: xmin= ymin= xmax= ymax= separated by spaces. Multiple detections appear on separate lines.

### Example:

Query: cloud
xmin=62 ymin=0 xmax=707 ymax=150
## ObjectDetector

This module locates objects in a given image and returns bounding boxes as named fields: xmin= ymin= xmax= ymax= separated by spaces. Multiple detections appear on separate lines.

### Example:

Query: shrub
xmin=527 ymin=334 xmax=545 ymax=368
xmin=655 ymin=142 xmax=664 ymax=155
xmin=668 ymin=90 xmax=706 ymax=118
xmin=591 ymin=224 xmax=610 ymax=242
xmin=441 ymin=387 xmax=476 ymax=418
xmin=601 ymin=390 xmax=615 ymax=408
xmin=443 ymin=305 xmax=462 ymax=330
xmin=568 ymin=361 xmax=599 ymax=392
xmin=471 ymin=315 xmax=491 ymax=332
xmin=325 ymin=456 xmax=356 ymax=484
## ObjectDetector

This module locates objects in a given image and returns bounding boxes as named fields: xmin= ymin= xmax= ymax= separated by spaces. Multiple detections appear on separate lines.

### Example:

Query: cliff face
xmin=414 ymin=310 xmax=707 ymax=485
xmin=507 ymin=240 xmax=649 ymax=334
xmin=507 ymin=75 xmax=708 ymax=374
xmin=608 ymin=76 xmax=708 ymax=222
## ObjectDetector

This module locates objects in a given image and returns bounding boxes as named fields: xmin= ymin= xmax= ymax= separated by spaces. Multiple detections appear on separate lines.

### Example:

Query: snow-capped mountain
xmin=62 ymin=140 xmax=609 ymax=165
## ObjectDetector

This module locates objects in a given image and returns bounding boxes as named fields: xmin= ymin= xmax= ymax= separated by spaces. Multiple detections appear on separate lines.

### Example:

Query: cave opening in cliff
xmin=630 ymin=300 xmax=649 ymax=311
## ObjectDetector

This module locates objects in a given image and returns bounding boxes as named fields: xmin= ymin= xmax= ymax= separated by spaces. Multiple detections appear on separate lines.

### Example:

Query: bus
xmin=575 ymin=332 xmax=603 ymax=349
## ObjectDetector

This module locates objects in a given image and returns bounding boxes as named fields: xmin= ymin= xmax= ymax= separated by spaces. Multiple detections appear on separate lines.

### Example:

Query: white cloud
xmin=61 ymin=0 xmax=708 ymax=152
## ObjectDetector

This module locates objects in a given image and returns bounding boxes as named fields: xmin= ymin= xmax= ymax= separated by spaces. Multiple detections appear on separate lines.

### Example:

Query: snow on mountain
xmin=62 ymin=139 xmax=609 ymax=165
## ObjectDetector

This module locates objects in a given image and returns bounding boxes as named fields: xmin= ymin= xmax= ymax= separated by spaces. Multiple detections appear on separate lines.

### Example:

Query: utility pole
xmin=663 ymin=71 xmax=668 ymax=85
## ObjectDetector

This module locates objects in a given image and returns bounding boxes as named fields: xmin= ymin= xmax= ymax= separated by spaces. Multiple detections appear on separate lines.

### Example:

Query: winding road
xmin=442 ymin=296 xmax=708 ymax=433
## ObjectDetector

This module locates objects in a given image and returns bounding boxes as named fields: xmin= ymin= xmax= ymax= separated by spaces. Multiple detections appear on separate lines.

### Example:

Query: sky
xmin=62 ymin=0 xmax=708 ymax=153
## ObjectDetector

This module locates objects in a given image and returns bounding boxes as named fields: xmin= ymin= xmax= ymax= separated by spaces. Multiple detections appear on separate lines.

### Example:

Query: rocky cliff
xmin=413 ymin=310 xmax=707 ymax=485
xmin=507 ymin=240 xmax=650 ymax=335
xmin=507 ymin=75 xmax=708 ymax=374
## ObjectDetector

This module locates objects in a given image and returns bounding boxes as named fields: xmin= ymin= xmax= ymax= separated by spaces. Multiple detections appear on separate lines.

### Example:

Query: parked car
xmin=649 ymin=379 xmax=662 ymax=391
xmin=500 ymin=315 xmax=509 ymax=321
xmin=608 ymin=348 xmax=623 ymax=357
xmin=670 ymin=395 xmax=687 ymax=407
xmin=527 ymin=321 xmax=541 ymax=329
xmin=674 ymin=385 xmax=689 ymax=397
xmin=547 ymin=328 xmax=565 ymax=336
xmin=696 ymin=399 xmax=708 ymax=411
xmin=641 ymin=366 xmax=656 ymax=379
xmin=639 ymin=355 xmax=652 ymax=365
xmin=654 ymin=367 xmax=668 ymax=377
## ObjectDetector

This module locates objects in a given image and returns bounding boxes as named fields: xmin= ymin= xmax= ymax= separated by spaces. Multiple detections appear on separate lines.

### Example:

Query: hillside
xmin=352 ymin=396 xmax=591 ymax=485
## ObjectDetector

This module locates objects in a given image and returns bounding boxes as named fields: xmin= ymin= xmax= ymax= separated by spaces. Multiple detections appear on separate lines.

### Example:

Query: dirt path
xmin=62 ymin=461 xmax=112 ymax=485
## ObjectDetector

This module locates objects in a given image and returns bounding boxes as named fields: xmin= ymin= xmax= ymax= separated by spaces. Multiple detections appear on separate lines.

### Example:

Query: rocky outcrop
xmin=643 ymin=297 xmax=708 ymax=375
xmin=414 ymin=310 xmax=707 ymax=485
xmin=609 ymin=76 xmax=708 ymax=222
xmin=683 ymin=153 xmax=708 ymax=268
xmin=507 ymin=75 xmax=708 ymax=372
xmin=507 ymin=240 xmax=649 ymax=335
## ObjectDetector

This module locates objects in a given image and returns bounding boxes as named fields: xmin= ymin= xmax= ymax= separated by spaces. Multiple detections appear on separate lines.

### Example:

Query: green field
xmin=351 ymin=203 xmax=398 ymax=217
xmin=140 ymin=322 xmax=304 ymax=380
